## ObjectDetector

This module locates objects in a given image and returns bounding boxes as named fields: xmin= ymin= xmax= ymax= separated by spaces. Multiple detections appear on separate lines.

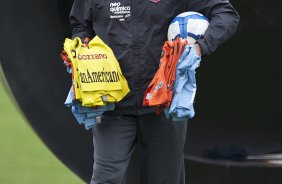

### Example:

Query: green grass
xmin=0 ymin=81 xmax=85 ymax=184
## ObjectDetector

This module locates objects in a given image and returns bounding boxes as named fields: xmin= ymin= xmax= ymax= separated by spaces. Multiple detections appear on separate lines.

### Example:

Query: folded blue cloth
xmin=165 ymin=45 xmax=201 ymax=121
xmin=65 ymin=86 xmax=115 ymax=130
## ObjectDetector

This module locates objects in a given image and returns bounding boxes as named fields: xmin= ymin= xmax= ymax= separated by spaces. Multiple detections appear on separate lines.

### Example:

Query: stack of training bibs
xmin=143 ymin=37 xmax=187 ymax=109
xmin=62 ymin=36 xmax=130 ymax=130
xmin=143 ymin=38 xmax=201 ymax=121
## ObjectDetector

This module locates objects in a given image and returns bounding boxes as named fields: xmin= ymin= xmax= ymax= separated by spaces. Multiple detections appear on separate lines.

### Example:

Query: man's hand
xmin=195 ymin=44 xmax=203 ymax=57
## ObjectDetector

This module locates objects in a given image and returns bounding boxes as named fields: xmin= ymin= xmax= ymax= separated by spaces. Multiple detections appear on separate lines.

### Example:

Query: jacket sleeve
xmin=69 ymin=0 xmax=96 ymax=40
xmin=186 ymin=0 xmax=240 ymax=56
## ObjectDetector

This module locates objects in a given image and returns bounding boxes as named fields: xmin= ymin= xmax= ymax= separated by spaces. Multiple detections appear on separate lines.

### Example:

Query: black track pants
xmin=90 ymin=112 xmax=188 ymax=184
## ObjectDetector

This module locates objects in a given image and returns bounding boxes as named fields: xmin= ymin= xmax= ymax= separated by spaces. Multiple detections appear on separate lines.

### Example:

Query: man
xmin=69 ymin=0 xmax=240 ymax=183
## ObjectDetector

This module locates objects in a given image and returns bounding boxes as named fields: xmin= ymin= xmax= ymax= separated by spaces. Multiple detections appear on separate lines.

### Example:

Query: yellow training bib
xmin=64 ymin=36 xmax=130 ymax=106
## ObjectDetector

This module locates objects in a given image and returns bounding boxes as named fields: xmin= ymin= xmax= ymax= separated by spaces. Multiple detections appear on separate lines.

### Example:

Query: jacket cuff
xmin=196 ymin=38 xmax=209 ymax=57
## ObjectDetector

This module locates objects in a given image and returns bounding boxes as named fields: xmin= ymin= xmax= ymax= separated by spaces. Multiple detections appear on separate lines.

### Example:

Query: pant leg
xmin=90 ymin=114 xmax=137 ymax=184
xmin=137 ymin=112 xmax=187 ymax=184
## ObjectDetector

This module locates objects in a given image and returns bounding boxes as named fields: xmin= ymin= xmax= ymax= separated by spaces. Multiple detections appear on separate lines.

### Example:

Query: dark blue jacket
xmin=69 ymin=0 xmax=240 ymax=115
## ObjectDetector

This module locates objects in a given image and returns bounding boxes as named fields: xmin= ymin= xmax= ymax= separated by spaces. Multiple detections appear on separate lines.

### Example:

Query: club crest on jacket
xmin=149 ymin=0 xmax=161 ymax=3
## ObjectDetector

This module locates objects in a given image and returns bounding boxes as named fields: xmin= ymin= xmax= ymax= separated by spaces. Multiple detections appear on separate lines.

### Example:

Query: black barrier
xmin=0 ymin=0 xmax=282 ymax=183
